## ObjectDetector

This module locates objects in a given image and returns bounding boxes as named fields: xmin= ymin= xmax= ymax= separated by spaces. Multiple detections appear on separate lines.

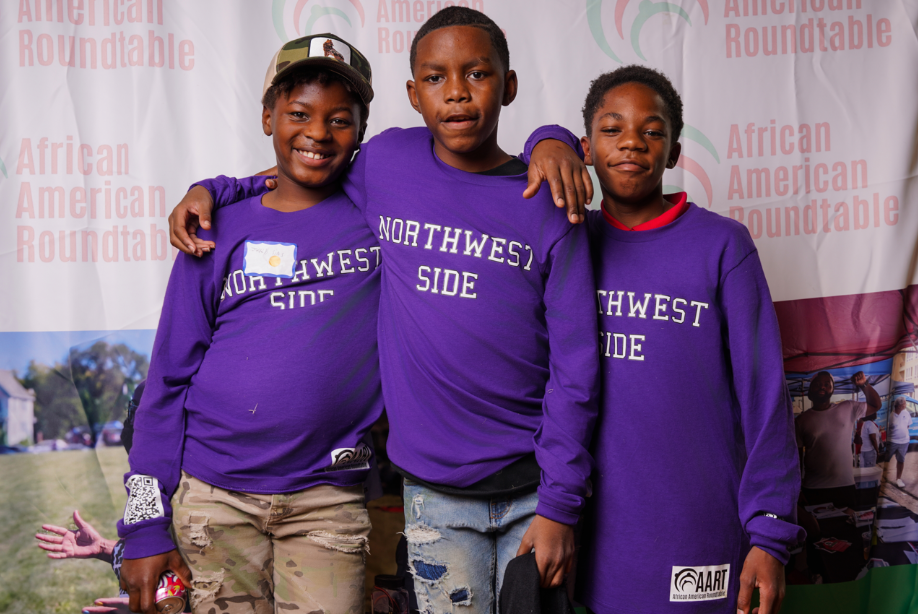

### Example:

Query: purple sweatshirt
xmin=117 ymin=192 xmax=382 ymax=559
xmin=579 ymin=204 xmax=803 ymax=614
xmin=199 ymin=126 xmax=600 ymax=525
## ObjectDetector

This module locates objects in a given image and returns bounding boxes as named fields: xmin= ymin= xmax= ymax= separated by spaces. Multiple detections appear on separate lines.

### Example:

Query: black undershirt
xmin=392 ymin=154 xmax=540 ymax=498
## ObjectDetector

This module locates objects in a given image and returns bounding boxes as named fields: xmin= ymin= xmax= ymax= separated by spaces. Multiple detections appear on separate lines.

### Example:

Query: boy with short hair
xmin=173 ymin=7 xmax=600 ymax=611
xmin=118 ymin=34 xmax=382 ymax=614
xmin=568 ymin=66 xmax=803 ymax=614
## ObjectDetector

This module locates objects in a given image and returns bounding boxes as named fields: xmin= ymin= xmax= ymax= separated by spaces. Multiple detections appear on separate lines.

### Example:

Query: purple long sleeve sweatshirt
xmin=198 ymin=126 xmax=600 ymax=525
xmin=117 ymin=193 xmax=382 ymax=559
xmin=579 ymin=205 xmax=803 ymax=613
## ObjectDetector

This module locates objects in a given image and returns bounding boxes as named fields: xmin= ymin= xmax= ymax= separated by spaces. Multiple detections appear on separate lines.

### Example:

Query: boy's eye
xmin=331 ymin=118 xmax=352 ymax=126
xmin=425 ymin=75 xmax=443 ymax=83
xmin=469 ymin=71 xmax=486 ymax=79
xmin=290 ymin=112 xmax=307 ymax=119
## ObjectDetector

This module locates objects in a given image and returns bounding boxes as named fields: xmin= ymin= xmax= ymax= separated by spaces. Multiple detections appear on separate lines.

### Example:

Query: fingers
xmin=533 ymin=551 xmax=564 ymax=589
xmin=264 ymin=178 xmax=278 ymax=190
xmin=515 ymin=532 xmax=533 ymax=558
xmin=757 ymin=585 xmax=776 ymax=614
xmin=39 ymin=524 xmax=69 ymax=536
xmin=522 ymin=166 xmax=543 ymax=200
xmin=546 ymin=166 xmax=567 ymax=211
xmin=169 ymin=209 xmax=198 ymax=255
xmin=581 ymin=166 xmax=594 ymax=205
xmin=173 ymin=556 xmax=193 ymax=589
xmin=138 ymin=583 xmax=155 ymax=614
xmin=35 ymin=532 xmax=64 ymax=544
xmin=74 ymin=509 xmax=88 ymax=529
xmin=197 ymin=205 xmax=212 ymax=231
xmin=126 ymin=587 xmax=141 ymax=614
xmin=736 ymin=571 xmax=754 ymax=614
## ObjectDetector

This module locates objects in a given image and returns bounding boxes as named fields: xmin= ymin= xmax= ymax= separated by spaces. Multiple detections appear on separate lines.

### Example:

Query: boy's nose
xmin=444 ymin=78 xmax=471 ymax=102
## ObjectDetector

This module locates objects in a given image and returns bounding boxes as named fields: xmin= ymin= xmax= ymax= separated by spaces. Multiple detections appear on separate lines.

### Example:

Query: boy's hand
xmin=737 ymin=547 xmax=785 ymax=614
xmin=121 ymin=550 xmax=192 ymax=614
xmin=36 ymin=509 xmax=114 ymax=561
xmin=515 ymin=515 xmax=575 ymax=588
xmin=169 ymin=186 xmax=216 ymax=256
xmin=851 ymin=371 xmax=867 ymax=387
xmin=523 ymin=139 xmax=593 ymax=224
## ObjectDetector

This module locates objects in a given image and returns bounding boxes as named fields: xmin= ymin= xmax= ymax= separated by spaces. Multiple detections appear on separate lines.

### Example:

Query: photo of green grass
xmin=0 ymin=447 xmax=129 ymax=614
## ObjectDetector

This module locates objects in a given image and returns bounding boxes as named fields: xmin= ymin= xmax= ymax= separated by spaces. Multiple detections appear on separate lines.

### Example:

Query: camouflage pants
xmin=172 ymin=471 xmax=371 ymax=614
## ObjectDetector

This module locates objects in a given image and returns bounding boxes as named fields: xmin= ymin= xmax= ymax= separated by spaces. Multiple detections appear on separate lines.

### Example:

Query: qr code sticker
xmin=123 ymin=475 xmax=165 ymax=525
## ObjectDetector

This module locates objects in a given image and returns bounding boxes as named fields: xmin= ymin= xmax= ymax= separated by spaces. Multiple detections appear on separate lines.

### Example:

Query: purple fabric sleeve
xmin=192 ymin=175 xmax=269 ymax=209
xmin=533 ymin=223 xmax=600 ymax=525
xmin=116 ymin=252 xmax=216 ymax=559
xmin=519 ymin=125 xmax=585 ymax=165
xmin=723 ymin=251 xmax=805 ymax=564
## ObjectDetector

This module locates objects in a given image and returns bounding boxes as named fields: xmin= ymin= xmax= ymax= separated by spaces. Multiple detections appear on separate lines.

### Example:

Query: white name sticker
xmin=243 ymin=241 xmax=297 ymax=278
xmin=670 ymin=564 xmax=730 ymax=602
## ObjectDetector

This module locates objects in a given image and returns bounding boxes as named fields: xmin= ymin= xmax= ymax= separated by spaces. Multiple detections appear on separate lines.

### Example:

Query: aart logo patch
xmin=670 ymin=564 xmax=730 ymax=602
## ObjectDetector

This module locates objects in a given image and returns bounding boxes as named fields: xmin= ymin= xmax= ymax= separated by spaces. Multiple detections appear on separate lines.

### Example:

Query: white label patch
xmin=670 ymin=564 xmax=730 ymax=602
xmin=123 ymin=474 xmax=165 ymax=525
xmin=322 ymin=444 xmax=372 ymax=472
xmin=309 ymin=37 xmax=351 ymax=64
xmin=243 ymin=241 xmax=297 ymax=278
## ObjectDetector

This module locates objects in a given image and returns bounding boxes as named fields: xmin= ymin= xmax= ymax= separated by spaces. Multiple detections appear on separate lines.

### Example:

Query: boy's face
xmin=581 ymin=82 xmax=680 ymax=205
xmin=262 ymin=79 xmax=362 ymax=189
xmin=407 ymin=25 xmax=517 ymax=157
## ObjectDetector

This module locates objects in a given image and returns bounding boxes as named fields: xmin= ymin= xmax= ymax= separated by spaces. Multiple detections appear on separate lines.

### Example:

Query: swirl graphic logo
xmin=673 ymin=567 xmax=698 ymax=593
xmin=272 ymin=0 xmax=366 ymax=42
xmin=587 ymin=0 xmax=709 ymax=62
xmin=669 ymin=124 xmax=719 ymax=208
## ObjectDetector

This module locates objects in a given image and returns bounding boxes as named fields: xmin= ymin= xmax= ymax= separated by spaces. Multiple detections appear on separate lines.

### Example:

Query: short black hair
xmin=581 ymin=65 xmax=683 ymax=140
xmin=262 ymin=67 xmax=368 ymax=130
xmin=409 ymin=7 xmax=509 ymax=74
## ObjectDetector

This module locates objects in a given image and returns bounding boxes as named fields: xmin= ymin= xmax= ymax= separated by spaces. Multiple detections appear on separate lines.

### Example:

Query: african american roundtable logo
xmin=587 ymin=0 xmax=709 ymax=61
xmin=272 ymin=0 xmax=366 ymax=42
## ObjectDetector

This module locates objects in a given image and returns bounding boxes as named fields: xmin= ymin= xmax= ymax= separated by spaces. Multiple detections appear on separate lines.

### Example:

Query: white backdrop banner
xmin=2 ymin=1 xmax=918 ymax=611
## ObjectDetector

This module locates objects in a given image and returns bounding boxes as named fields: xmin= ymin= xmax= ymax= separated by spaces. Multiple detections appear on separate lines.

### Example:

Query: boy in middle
xmin=173 ymin=7 xmax=600 ymax=613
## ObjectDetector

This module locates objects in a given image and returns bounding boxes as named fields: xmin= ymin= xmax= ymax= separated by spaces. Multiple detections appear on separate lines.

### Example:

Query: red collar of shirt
xmin=602 ymin=192 xmax=689 ymax=231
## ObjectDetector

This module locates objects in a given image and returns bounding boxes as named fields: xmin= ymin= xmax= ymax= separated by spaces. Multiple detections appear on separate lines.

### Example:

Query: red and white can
xmin=155 ymin=571 xmax=187 ymax=614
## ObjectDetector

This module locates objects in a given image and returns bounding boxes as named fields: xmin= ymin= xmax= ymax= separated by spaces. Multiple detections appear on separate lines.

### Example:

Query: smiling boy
xmin=117 ymin=35 xmax=382 ymax=614
xmin=571 ymin=66 xmax=803 ymax=614
xmin=173 ymin=8 xmax=600 ymax=611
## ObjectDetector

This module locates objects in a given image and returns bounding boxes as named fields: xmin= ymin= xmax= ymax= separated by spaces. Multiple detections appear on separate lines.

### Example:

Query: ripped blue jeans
xmin=402 ymin=479 xmax=539 ymax=614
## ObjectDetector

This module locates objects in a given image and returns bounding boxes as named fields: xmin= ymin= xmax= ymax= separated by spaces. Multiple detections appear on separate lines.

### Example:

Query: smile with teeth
xmin=297 ymin=149 xmax=331 ymax=160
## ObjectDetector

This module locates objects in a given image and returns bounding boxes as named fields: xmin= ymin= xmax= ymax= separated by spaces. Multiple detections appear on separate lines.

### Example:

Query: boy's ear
xmin=581 ymin=136 xmax=593 ymax=166
xmin=262 ymin=106 xmax=273 ymax=137
xmin=406 ymin=79 xmax=422 ymax=114
xmin=666 ymin=141 xmax=682 ymax=169
xmin=502 ymin=70 xmax=518 ymax=106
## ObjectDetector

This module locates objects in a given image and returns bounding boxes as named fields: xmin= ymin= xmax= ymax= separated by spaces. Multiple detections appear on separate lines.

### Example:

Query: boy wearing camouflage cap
xmin=117 ymin=35 xmax=381 ymax=614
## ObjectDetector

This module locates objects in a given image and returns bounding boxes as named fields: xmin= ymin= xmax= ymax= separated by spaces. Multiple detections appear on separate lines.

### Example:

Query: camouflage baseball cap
xmin=263 ymin=33 xmax=373 ymax=105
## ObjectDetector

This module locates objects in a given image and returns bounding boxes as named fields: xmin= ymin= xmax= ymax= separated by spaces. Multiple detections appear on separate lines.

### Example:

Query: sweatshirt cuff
xmin=520 ymin=125 xmax=585 ymax=166
xmin=746 ymin=515 xmax=806 ymax=566
xmin=117 ymin=519 xmax=177 ymax=559
xmin=535 ymin=487 xmax=582 ymax=526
